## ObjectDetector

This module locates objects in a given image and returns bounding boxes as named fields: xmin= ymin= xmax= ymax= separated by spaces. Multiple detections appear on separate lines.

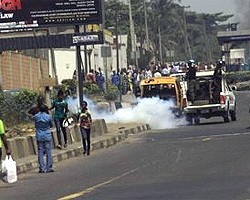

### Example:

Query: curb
xmin=16 ymin=124 xmax=151 ymax=174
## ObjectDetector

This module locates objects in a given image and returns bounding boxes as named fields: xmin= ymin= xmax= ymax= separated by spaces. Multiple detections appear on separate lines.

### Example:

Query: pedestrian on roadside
xmin=50 ymin=90 xmax=69 ymax=149
xmin=111 ymin=70 xmax=120 ymax=88
xmin=33 ymin=104 xmax=54 ymax=173
xmin=78 ymin=101 xmax=92 ymax=155
xmin=96 ymin=72 xmax=105 ymax=94
xmin=28 ymin=95 xmax=49 ymax=116
xmin=0 ymin=119 xmax=11 ymax=162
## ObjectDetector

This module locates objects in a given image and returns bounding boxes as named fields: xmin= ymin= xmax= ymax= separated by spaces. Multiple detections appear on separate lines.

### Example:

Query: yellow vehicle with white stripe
xmin=140 ymin=76 xmax=185 ymax=117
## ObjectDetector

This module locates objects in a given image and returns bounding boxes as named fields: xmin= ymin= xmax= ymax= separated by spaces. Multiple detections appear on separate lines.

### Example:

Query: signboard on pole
xmin=73 ymin=32 xmax=103 ymax=45
xmin=0 ymin=0 xmax=103 ymax=32
xmin=101 ymin=46 xmax=112 ymax=57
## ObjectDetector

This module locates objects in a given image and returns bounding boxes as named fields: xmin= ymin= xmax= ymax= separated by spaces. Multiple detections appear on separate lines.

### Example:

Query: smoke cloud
xmin=66 ymin=96 xmax=187 ymax=130
xmin=234 ymin=0 xmax=250 ymax=29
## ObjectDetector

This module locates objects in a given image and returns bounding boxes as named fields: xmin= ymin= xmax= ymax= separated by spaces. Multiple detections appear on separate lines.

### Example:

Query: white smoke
xmin=234 ymin=0 xmax=250 ymax=29
xmin=105 ymin=97 xmax=187 ymax=129
xmin=66 ymin=96 xmax=187 ymax=130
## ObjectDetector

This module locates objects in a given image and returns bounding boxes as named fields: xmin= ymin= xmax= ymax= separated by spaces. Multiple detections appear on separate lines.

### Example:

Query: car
xmin=3 ymin=89 xmax=21 ymax=95
xmin=183 ymin=70 xmax=237 ymax=124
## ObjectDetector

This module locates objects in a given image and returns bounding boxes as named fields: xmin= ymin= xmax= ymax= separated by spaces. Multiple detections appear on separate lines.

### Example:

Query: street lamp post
xmin=128 ymin=0 xmax=138 ymax=67
xmin=143 ymin=0 xmax=149 ymax=51
xmin=158 ymin=25 xmax=163 ymax=63
xmin=75 ymin=25 xmax=84 ymax=107
xmin=115 ymin=11 xmax=120 ymax=73
xmin=182 ymin=5 xmax=193 ymax=60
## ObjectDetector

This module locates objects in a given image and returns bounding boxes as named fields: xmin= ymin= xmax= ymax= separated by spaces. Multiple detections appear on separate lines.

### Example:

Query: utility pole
xmin=115 ymin=10 xmax=120 ymax=72
xmin=75 ymin=25 xmax=84 ymax=107
xmin=202 ymin=19 xmax=212 ymax=62
xmin=128 ymin=0 xmax=137 ymax=67
xmin=182 ymin=5 xmax=192 ymax=60
xmin=84 ymin=25 xmax=88 ymax=75
xmin=158 ymin=26 xmax=163 ymax=63
xmin=143 ymin=0 xmax=149 ymax=51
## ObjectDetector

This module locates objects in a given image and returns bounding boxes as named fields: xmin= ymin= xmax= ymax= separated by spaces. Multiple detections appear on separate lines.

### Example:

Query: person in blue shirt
xmin=96 ymin=72 xmax=105 ymax=93
xmin=50 ymin=90 xmax=69 ymax=149
xmin=111 ymin=70 xmax=119 ymax=88
xmin=33 ymin=104 xmax=54 ymax=173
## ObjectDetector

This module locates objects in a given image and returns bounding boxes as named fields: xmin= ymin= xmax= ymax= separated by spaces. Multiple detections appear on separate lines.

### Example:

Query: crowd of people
xmin=84 ymin=61 xmax=218 ymax=97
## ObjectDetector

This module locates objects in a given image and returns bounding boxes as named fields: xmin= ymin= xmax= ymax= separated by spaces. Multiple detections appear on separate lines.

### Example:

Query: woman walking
xmin=78 ymin=101 xmax=92 ymax=155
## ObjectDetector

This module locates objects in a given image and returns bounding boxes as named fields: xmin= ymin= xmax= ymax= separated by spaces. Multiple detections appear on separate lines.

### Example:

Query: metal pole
xmin=88 ymin=50 xmax=91 ymax=72
xmin=115 ymin=11 xmax=120 ymax=72
xmin=182 ymin=6 xmax=192 ymax=60
xmin=47 ymin=29 xmax=58 ymax=85
xmin=128 ymin=0 xmax=137 ymax=67
xmin=84 ymin=25 xmax=88 ymax=75
xmin=143 ymin=0 xmax=149 ymax=51
xmin=158 ymin=26 xmax=163 ymax=63
xmin=75 ymin=25 xmax=84 ymax=107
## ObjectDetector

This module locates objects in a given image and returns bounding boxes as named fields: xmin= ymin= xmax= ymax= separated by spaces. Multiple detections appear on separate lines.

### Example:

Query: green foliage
xmin=104 ymin=0 xmax=129 ymax=35
xmin=61 ymin=79 xmax=76 ymax=91
xmin=104 ymin=85 xmax=120 ymax=101
xmin=104 ymin=0 xmax=233 ymax=64
xmin=0 ymin=89 xmax=38 ymax=127
xmin=83 ymin=82 xmax=100 ymax=95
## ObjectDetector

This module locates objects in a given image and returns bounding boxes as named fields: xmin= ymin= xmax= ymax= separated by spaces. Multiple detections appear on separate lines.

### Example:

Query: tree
xmin=104 ymin=0 xmax=234 ymax=65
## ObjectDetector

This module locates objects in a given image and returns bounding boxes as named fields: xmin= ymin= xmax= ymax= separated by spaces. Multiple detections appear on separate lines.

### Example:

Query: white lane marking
xmin=57 ymin=162 xmax=157 ymax=200
xmin=181 ymin=131 xmax=250 ymax=141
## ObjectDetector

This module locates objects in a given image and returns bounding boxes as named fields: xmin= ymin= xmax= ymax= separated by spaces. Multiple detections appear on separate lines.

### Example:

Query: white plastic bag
xmin=1 ymin=155 xmax=17 ymax=183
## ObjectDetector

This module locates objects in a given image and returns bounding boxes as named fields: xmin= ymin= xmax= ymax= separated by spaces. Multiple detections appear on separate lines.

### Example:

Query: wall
xmin=0 ymin=51 xmax=49 ymax=91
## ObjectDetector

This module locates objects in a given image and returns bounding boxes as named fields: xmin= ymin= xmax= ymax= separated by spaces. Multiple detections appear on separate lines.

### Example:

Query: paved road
xmin=1 ymin=91 xmax=250 ymax=200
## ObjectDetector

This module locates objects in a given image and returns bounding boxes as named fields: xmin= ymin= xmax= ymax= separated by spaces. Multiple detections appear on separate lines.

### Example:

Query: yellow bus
xmin=140 ymin=76 xmax=185 ymax=117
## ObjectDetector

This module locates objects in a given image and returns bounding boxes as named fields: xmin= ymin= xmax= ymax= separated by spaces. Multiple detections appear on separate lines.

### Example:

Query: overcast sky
xmin=180 ymin=0 xmax=236 ymax=15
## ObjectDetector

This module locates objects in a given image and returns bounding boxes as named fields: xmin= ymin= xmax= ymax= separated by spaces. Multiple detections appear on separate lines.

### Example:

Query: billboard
xmin=0 ymin=0 xmax=103 ymax=32
xmin=0 ymin=32 xmax=104 ymax=51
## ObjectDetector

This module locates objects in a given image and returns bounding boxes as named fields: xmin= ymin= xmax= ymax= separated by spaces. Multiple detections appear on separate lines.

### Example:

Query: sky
xmin=180 ymin=0 xmax=236 ymax=15
xmin=180 ymin=0 xmax=250 ymax=29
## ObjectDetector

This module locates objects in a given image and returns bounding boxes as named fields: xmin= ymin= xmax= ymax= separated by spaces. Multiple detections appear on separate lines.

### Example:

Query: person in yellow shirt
xmin=0 ymin=119 xmax=11 ymax=161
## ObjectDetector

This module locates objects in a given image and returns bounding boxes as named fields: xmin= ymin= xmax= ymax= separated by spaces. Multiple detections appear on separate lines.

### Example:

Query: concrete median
xmin=2 ymin=120 xmax=150 ymax=174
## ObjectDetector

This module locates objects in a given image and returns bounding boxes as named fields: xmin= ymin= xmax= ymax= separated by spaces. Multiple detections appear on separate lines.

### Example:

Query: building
xmin=49 ymin=32 xmax=128 ymax=84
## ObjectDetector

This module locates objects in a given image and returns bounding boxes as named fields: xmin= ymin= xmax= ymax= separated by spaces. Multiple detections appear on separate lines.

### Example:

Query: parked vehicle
xmin=140 ymin=76 xmax=184 ymax=117
xmin=183 ymin=70 xmax=237 ymax=125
